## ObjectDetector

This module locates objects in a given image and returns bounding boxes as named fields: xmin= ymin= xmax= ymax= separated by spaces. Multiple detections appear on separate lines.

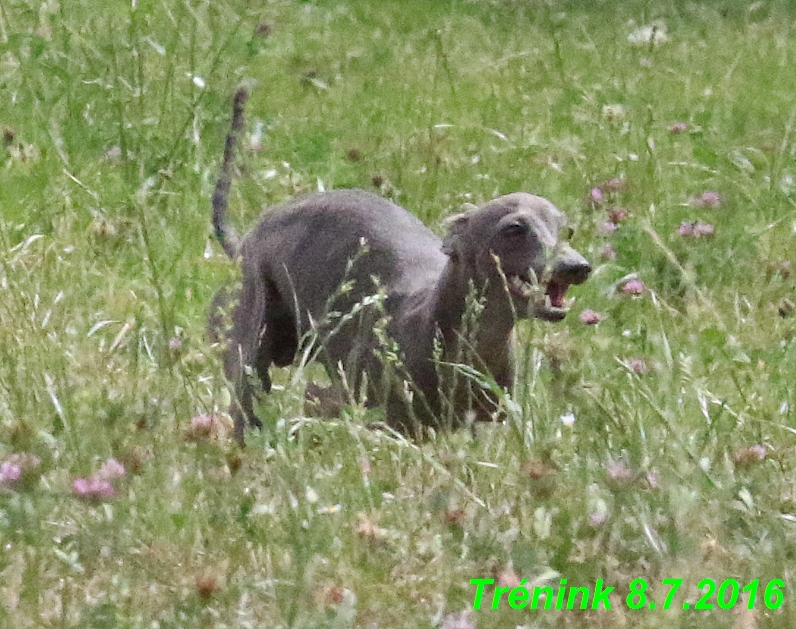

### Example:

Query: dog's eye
xmin=502 ymin=222 xmax=529 ymax=237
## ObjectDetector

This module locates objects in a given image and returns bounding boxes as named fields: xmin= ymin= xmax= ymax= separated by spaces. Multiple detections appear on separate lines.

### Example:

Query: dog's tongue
xmin=546 ymin=282 xmax=568 ymax=308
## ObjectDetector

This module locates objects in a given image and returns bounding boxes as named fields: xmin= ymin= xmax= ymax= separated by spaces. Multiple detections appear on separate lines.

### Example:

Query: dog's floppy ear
xmin=441 ymin=204 xmax=477 ymax=257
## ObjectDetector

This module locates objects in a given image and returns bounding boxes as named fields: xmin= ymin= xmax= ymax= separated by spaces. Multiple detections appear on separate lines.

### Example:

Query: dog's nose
xmin=555 ymin=254 xmax=591 ymax=285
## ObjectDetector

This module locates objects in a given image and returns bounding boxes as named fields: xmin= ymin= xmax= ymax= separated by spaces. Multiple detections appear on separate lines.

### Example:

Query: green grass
xmin=2 ymin=0 xmax=796 ymax=627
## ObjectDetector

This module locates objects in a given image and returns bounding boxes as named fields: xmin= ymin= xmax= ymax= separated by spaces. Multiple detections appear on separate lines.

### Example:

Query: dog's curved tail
xmin=212 ymin=88 xmax=249 ymax=259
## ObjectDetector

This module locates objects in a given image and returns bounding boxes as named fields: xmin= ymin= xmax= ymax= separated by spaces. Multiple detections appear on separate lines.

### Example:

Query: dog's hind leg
xmin=225 ymin=260 xmax=271 ymax=444
xmin=254 ymin=286 xmax=298 ymax=397
xmin=261 ymin=284 xmax=298 ymax=369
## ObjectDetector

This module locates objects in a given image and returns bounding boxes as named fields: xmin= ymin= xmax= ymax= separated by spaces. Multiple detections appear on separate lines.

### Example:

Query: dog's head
xmin=442 ymin=193 xmax=591 ymax=321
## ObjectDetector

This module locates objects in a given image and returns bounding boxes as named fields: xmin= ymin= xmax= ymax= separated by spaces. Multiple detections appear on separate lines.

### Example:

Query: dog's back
xmin=245 ymin=189 xmax=447 ymax=329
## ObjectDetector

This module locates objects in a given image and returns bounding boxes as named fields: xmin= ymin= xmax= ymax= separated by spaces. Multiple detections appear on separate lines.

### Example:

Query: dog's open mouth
xmin=508 ymin=274 xmax=572 ymax=321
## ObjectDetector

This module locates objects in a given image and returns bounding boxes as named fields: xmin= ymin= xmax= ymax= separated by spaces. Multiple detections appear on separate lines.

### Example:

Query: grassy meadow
xmin=3 ymin=0 xmax=796 ymax=627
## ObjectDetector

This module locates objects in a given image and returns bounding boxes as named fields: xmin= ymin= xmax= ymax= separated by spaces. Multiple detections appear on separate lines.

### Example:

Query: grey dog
xmin=208 ymin=90 xmax=591 ymax=445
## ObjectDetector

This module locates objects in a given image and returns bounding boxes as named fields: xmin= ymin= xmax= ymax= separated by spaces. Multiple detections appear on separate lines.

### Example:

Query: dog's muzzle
xmin=509 ymin=248 xmax=591 ymax=321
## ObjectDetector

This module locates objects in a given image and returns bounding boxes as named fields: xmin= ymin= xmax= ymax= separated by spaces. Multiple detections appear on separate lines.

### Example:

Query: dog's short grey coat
xmin=209 ymin=90 xmax=591 ymax=444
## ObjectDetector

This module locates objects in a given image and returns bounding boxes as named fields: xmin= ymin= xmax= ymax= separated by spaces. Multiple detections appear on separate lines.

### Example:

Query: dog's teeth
xmin=544 ymin=294 xmax=552 ymax=310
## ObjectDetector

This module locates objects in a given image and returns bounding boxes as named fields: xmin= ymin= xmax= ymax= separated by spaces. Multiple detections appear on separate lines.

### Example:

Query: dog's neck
xmin=433 ymin=260 xmax=515 ymax=385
